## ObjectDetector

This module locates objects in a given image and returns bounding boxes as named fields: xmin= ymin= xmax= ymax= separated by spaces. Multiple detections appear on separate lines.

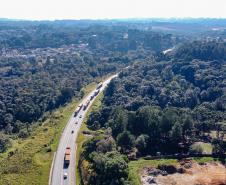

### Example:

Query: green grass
xmin=76 ymin=92 xmax=104 ymax=185
xmin=128 ymin=159 xmax=178 ymax=185
xmin=192 ymin=156 xmax=226 ymax=163
xmin=192 ymin=157 xmax=215 ymax=163
xmin=190 ymin=142 xmax=213 ymax=154
xmin=0 ymin=82 xmax=98 ymax=185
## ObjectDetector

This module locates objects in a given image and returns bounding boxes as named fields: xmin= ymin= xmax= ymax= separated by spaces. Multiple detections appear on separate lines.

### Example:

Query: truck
xmin=94 ymin=89 xmax=100 ymax=96
xmin=83 ymin=100 xmax=90 ymax=110
xmin=90 ymin=94 xmax=95 ymax=101
xmin=64 ymin=147 xmax=71 ymax=165
xmin=96 ymin=82 xmax=103 ymax=90
xmin=74 ymin=104 xmax=83 ymax=117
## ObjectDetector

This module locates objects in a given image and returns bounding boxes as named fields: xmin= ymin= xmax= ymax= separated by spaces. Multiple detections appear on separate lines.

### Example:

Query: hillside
xmin=79 ymin=41 xmax=226 ymax=184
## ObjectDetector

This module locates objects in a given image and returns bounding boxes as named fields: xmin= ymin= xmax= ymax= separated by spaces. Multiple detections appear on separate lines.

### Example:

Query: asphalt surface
xmin=50 ymin=74 xmax=118 ymax=185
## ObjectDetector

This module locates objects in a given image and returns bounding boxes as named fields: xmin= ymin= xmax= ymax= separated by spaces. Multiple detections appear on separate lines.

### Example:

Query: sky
xmin=0 ymin=0 xmax=226 ymax=20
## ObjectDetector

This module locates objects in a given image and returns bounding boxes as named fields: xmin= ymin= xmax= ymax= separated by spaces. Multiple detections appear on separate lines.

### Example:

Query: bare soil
xmin=141 ymin=160 xmax=226 ymax=185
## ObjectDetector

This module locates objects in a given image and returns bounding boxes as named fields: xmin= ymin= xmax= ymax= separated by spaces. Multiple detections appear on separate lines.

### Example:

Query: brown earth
xmin=142 ymin=160 xmax=226 ymax=185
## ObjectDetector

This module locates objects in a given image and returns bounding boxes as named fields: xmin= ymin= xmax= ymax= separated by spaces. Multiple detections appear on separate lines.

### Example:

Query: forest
xmin=0 ymin=21 xmax=179 ymax=153
xmin=81 ymin=40 xmax=226 ymax=184
xmin=0 ymin=20 xmax=226 ymax=185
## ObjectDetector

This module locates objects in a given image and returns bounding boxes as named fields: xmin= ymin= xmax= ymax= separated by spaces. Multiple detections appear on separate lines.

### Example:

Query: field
xmin=0 ymin=82 xmax=98 ymax=185
xmin=143 ymin=160 xmax=226 ymax=185
xmin=128 ymin=159 xmax=178 ymax=185
xmin=128 ymin=157 xmax=225 ymax=185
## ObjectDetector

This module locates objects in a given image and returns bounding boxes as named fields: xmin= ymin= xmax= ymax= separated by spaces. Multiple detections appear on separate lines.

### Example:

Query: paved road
xmin=50 ymin=74 xmax=118 ymax=185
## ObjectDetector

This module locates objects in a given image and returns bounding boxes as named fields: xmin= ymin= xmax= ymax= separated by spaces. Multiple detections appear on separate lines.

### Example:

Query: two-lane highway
xmin=50 ymin=74 xmax=117 ymax=185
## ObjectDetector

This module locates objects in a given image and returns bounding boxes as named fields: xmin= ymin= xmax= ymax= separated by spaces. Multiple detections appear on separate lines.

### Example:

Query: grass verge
xmin=0 ymin=82 xmax=98 ymax=185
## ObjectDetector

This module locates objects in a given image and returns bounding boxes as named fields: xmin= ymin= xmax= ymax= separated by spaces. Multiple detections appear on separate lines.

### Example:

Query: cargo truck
xmin=74 ymin=104 xmax=83 ymax=117
xmin=83 ymin=100 xmax=90 ymax=110
xmin=94 ymin=89 xmax=100 ymax=96
xmin=96 ymin=82 xmax=103 ymax=90
xmin=64 ymin=147 xmax=71 ymax=165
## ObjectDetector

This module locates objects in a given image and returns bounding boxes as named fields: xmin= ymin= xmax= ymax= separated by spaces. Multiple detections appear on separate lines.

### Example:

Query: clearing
xmin=141 ymin=159 xmax=226 ymax=185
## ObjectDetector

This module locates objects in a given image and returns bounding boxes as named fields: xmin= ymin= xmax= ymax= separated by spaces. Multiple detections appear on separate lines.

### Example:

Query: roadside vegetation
xmin=0 ymin=82 xmax=97 ymax=185
xmin=76 ymin=91 xmax=104 ymax=185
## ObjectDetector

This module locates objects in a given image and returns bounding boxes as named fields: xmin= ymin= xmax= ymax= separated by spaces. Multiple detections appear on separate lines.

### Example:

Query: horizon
xmin=1 ymin=17 xmax=226 ymax=22
xmin=1 ymin=0 xmax=226 ymax=20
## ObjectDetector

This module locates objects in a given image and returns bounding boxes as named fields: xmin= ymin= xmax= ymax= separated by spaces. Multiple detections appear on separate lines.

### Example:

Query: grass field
xmin=0 ymin=82 xmax=98 ymax=185
xmin=75 ymin=92 xmax=104 ymax=185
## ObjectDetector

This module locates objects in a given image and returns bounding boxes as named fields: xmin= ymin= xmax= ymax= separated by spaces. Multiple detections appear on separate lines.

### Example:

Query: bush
xmin=89 ymin=151 xmax=128 ymax=185
xmin=189 ymin=142 xmax=212 ymax=154
xmin=157 ymin=164 xmax=177 ymax=174
xmin=0 ymin=135 xmax=12 ymax=153
xmin=18 ymin=130 xmax=29 ymax=138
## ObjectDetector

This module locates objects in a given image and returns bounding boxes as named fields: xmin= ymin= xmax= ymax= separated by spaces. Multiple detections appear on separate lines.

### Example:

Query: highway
xmin=49 ymin=74 xmax=118 ymax=185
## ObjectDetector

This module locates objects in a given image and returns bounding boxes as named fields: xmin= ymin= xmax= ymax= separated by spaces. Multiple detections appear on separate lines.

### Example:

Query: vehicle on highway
xmin=64 ymin=147 xmax=71 ymax=165
xmin=75 ymin=121 xmax=78 ymax=124
xmin=74 ymin=104 xmax=83 ymax=117
xmin=90 ymin=95 xmax=94 ymax=101
xmin=71 ymin=130 xmax=74 ymax=134
xmin=83 ymin=100 xmax=90 ymax=110
xmin=63 ymin=172 xmax=68 ymax=179
xmin=94 ymin=89 xmax=100 ymax=96
xmin=96 ymin=82 xmax=103 ymax=90
xmin=79 ymin=115 xmax=82 ymax=118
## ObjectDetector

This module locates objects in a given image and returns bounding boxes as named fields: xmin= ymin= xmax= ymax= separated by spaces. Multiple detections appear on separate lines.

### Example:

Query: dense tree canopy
xmin=0 ymin=22 xmax=180 ymax=134
xmin=88 ymin=41 xmax=226 ymax=155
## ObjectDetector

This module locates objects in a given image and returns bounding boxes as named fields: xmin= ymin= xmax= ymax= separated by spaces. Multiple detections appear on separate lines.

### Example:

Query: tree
xmin=160 ymin=108 xmax=178 ymax=138
xmin=212 ymin=139 xmax=224 ymax=155
xmin=87 ymin=110 xmax=101 ymax=130
xmin=133 ymin=106 xmax=160 ymax=138
xmin=82 ymin=136 xmax=104 ymax=160
xmin=182 ymin=116 xmax=194 ymax=139
xmin=170 ymin=122 xmax=183 ymax=144
xmin=135 ymin=134 xmax=149 ymax=155
xmin=105 ymin=80 xmax=117 ymax=97
xmin=0 ymin=134 xmax=11 ymax=153
xmin=117 ymin=131 xmax=135 ymax=152
xmin=109 ymin=107 xmax=128 ymax=137
xmin=96 ymin=137 xmax=116 ymax=153
xmin=89 ymin=151 xmax=128 ymax=185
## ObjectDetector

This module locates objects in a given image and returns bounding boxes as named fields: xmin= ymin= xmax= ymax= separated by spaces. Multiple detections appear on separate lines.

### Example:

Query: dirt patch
xmin=141 ymin=160 xmax=226 ymax=185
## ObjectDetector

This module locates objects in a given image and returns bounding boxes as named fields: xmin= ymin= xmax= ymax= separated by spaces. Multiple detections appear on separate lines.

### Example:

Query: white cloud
xmin=0 ymin=0 xmax=226 ymax=20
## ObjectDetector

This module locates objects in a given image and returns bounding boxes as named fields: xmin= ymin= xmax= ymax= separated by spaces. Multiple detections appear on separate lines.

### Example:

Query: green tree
xmin=0 ymin=134 xmax=12 ymax=153
xmin=109 ymin=107 xmax=128 ymax=137
xmin=135 ymin=134 xmax=149 ymax=155
xmin=89 ymin=151 xmax=128 ymax=185
xmin=170 ymin=122 xmax=183 ymax=144
xmin=117 ymin=131 xmax=135 ymax=152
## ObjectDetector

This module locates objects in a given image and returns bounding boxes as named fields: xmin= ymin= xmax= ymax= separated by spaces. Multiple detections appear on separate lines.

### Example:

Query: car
xmin=75 ymin=121 xmax=78 ymax=124
xmin=79 ymin=115 xmax=82 ymax=118
xmin=63 ymin=172 xmax=68 ymax=179
xmin=71 ymin=130 xmax=74 ymax=134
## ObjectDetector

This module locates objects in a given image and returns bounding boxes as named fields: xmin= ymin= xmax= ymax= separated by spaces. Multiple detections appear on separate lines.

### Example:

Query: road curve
xmin=50 ymin=74 xmax=118 ymax=185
